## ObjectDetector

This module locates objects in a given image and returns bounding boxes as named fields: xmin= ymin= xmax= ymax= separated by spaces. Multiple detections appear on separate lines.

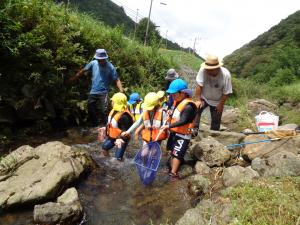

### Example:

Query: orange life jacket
xmin=141 ymin=108 xmax=168 ymax=142
xmin=170 ymin=98 xmax=196 ymax=135
xmin=107 ymin=109 xmax=133 ymax=139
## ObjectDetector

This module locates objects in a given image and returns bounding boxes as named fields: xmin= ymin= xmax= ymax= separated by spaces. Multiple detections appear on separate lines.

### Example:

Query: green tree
xmin=135 ymin=18 xmax=161 ymax=46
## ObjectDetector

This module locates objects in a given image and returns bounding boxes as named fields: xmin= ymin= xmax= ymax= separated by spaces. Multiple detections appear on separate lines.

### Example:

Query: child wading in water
xmin=101 ymin=92 xmax=134 ymax=161
xmin=121 ymin=92 xmax=168 ymax=153
xmin=161 ymin=79 xmax=198 ymax=180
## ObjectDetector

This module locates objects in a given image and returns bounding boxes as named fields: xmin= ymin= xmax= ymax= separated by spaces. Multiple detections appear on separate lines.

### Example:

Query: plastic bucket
xmin=255 ymin=111 xmax=279 ymax=132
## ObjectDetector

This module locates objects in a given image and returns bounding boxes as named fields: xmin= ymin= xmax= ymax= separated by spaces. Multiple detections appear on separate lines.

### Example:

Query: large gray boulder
xmin=176 ymin=199 xmax=231 ymax=225
xmin=188 ymin=175 xmax=211 ymax=197
xmin=242 ymin=134 xmax=300 ymax=160
xmin=247 ymin=99 xmax=278 ymax=115
xmin=0 ymin=141 xmax=93 ymax=208
xmin=200 ymin=129 xmax=245 ymax=146
xmin=223 ymin=166 xmax=259 ymax=187
xmin=221 ymin=107 xmax=242 ymax=131
xmin=251 ymin=151 xmax=300 ymax=177
xmin=34 ymin=188 xmax=83 ymax=225
xmin=191 ymin=137 xmax=231 ymax=167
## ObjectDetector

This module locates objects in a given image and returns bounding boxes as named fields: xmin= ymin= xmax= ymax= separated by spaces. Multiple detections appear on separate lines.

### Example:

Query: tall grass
xmin=159 ymin=49 xmax=202 ymax=71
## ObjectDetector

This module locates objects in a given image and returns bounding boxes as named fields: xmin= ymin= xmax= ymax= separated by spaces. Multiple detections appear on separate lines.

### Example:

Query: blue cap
xmin=128 ymin=92 xmax=141 ymax=104
xmin=166 ymin=79 xmax=188 ymax=94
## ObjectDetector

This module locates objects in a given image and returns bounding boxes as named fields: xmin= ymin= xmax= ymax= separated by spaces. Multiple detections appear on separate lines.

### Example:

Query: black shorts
xmin=166 ymin=132 xmax=190 ymax=161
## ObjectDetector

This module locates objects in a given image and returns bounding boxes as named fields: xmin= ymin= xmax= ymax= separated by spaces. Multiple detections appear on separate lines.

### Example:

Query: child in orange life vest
xmin=121 ymin=92 xmax=168 ymax=149
xmin=101 ymin=92 xmax=134 ymax=161
xmin=161 ymin=79 xmax=198 ymax=180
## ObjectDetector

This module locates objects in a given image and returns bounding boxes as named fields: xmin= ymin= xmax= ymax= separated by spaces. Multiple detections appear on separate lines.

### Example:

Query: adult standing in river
xmin=70 ymin=49 xmax=124 ymax=127
xmin=193 ymin=55 xmax=232 ymax=135
xmin=164 ymin=68 xmax=179 ymax=109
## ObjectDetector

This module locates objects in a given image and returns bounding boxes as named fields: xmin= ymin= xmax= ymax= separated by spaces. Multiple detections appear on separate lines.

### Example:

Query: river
xmin=0 ymin=130 xmax=196 ymax=225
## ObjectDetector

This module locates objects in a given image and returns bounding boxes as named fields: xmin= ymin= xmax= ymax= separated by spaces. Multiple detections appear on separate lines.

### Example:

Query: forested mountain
xmin=57 ymin=0 xmax=135 ymax=32
xmin=57 ymin=0 xmax=200 ymax=56
xmin=224 ymin=10 xmax=300 ymax=86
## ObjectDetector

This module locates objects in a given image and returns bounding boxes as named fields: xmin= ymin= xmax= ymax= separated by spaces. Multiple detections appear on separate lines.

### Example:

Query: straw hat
xmin=201 ymin=55 xmax=223 ymax=70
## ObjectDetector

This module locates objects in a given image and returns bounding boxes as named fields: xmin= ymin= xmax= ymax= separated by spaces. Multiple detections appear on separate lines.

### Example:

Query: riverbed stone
xmin=188 ymin=175 xmax=211 ymax=197
xmin=242 ymin=134 xmax=300 ymax=160
xmin=223 ymin=166 xmax=260 ymax=187
xmin=247 ymin=99 xmax=278 ymax=115
xmin=34 ymin=188 xmax=83 ymax=225
xmin=0 ymin=141 xmax=93 ymax=208
xmin=251 ymin=151 xmax=300 ymax=177
xmin=191 ymin=137 xmax=231 ymax=167
xmin=200 ymin=129 xmax=246 ymax=146
xmin=175 ymin=199 xmax=232 ymax=225
xmin=194 ymin=161 xmax=211 ymax=175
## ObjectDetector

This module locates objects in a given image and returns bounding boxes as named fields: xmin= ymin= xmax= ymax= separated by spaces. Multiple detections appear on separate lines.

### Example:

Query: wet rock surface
xmin=33 ymin=188 xmax=83 ymax=225
xmin=0 ymin=141 xmax=93 ymax=209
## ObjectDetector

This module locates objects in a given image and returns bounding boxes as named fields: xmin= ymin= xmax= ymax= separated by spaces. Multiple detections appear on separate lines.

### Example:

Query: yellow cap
xmin=111 ymin=92 xmax=127 ymax=112
xmin=156 ymin=90 xmax=165 ymax=99
xmin=143 ymin=92 xmax=159 ymax=110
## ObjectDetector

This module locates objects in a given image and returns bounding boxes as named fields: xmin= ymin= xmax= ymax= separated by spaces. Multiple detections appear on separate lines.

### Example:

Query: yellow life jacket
xmin=128 ymin=102 xmax=143 ymax=121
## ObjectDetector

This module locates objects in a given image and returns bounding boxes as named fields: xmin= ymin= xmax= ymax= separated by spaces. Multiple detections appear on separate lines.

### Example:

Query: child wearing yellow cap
xmin=121 ymin=92 xmax=168 ymax=148
xmin=101 ymin=92 xmax=134 ymax=161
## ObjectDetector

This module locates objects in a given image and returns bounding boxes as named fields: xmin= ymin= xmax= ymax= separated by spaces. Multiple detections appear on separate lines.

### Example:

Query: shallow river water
xmin=0 ymin=132 xmax=195 ymax=225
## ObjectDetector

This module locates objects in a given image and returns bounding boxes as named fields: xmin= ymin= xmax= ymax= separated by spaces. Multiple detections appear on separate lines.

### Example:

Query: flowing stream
xmin=0 ymin=130 xmax=195 ymax=225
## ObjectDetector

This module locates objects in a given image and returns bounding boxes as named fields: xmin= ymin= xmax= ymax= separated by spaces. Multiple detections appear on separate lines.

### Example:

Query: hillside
xmin=58 ymin=0 xmax=196 ymax=53
xmin=224 ymin=10 xmax=300 ymax=85
xmin=57 ymin=0 xmax=135 ymax=32
xmin=0 ymin=0 xmax=174 ymax=147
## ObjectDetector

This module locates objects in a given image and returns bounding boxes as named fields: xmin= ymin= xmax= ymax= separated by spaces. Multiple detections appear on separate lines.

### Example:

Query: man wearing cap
xmin=164 ymin=68 xmax=179 ymax=109
xmin=127 ymin=92 xmax=143 ymax=121
xmin=194 ymin=55 xmax=233 ymax=134
xmin=71 ymin=49 xmax=124 ymax=127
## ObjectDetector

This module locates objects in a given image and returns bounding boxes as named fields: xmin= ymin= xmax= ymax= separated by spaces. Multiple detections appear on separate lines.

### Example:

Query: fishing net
xmin=134 ymin=142 xmax=161 ymax=185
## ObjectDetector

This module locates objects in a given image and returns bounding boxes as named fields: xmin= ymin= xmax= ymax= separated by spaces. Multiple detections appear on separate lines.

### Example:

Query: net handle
xmin=155 ymin=120 xmax=168 ymax=142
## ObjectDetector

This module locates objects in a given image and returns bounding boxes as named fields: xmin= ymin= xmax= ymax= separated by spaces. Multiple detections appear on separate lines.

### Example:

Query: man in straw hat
xmin=193 ymin=55 xmax=232 ymax=135
xmin=70 ymin=49 xmax=124 ymax=127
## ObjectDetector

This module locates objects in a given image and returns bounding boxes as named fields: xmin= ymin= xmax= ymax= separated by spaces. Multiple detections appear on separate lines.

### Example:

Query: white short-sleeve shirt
xmin=196 ymin=67 xmax=233 ymax=106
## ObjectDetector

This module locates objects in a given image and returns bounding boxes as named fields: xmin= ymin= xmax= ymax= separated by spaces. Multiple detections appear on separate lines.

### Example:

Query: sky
xmin=111 ymin=0 xmax=300 ymax=60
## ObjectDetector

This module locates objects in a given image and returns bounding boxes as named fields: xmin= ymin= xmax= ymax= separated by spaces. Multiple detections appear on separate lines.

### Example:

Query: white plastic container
xmin=255 ymin=111 xmax=279 ymax=132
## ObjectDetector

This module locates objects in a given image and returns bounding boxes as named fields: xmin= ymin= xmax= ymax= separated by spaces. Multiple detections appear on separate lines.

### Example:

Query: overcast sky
xmin=111 ymin=0 xmax=300 ymax=60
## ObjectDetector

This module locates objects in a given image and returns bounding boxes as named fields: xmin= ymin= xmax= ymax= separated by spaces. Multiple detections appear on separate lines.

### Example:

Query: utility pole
xmin=144 ymin=0 xmax=154 ymax=46
xmin=133 ymin=8 xmax=139 ymax=40
xmin=165 ymin=30 xmax=168 ymax=49
xmin=193 ymin=37 xmax=197 ymax=55
xmin=193 ymin=37 xmax=201 ymax=55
